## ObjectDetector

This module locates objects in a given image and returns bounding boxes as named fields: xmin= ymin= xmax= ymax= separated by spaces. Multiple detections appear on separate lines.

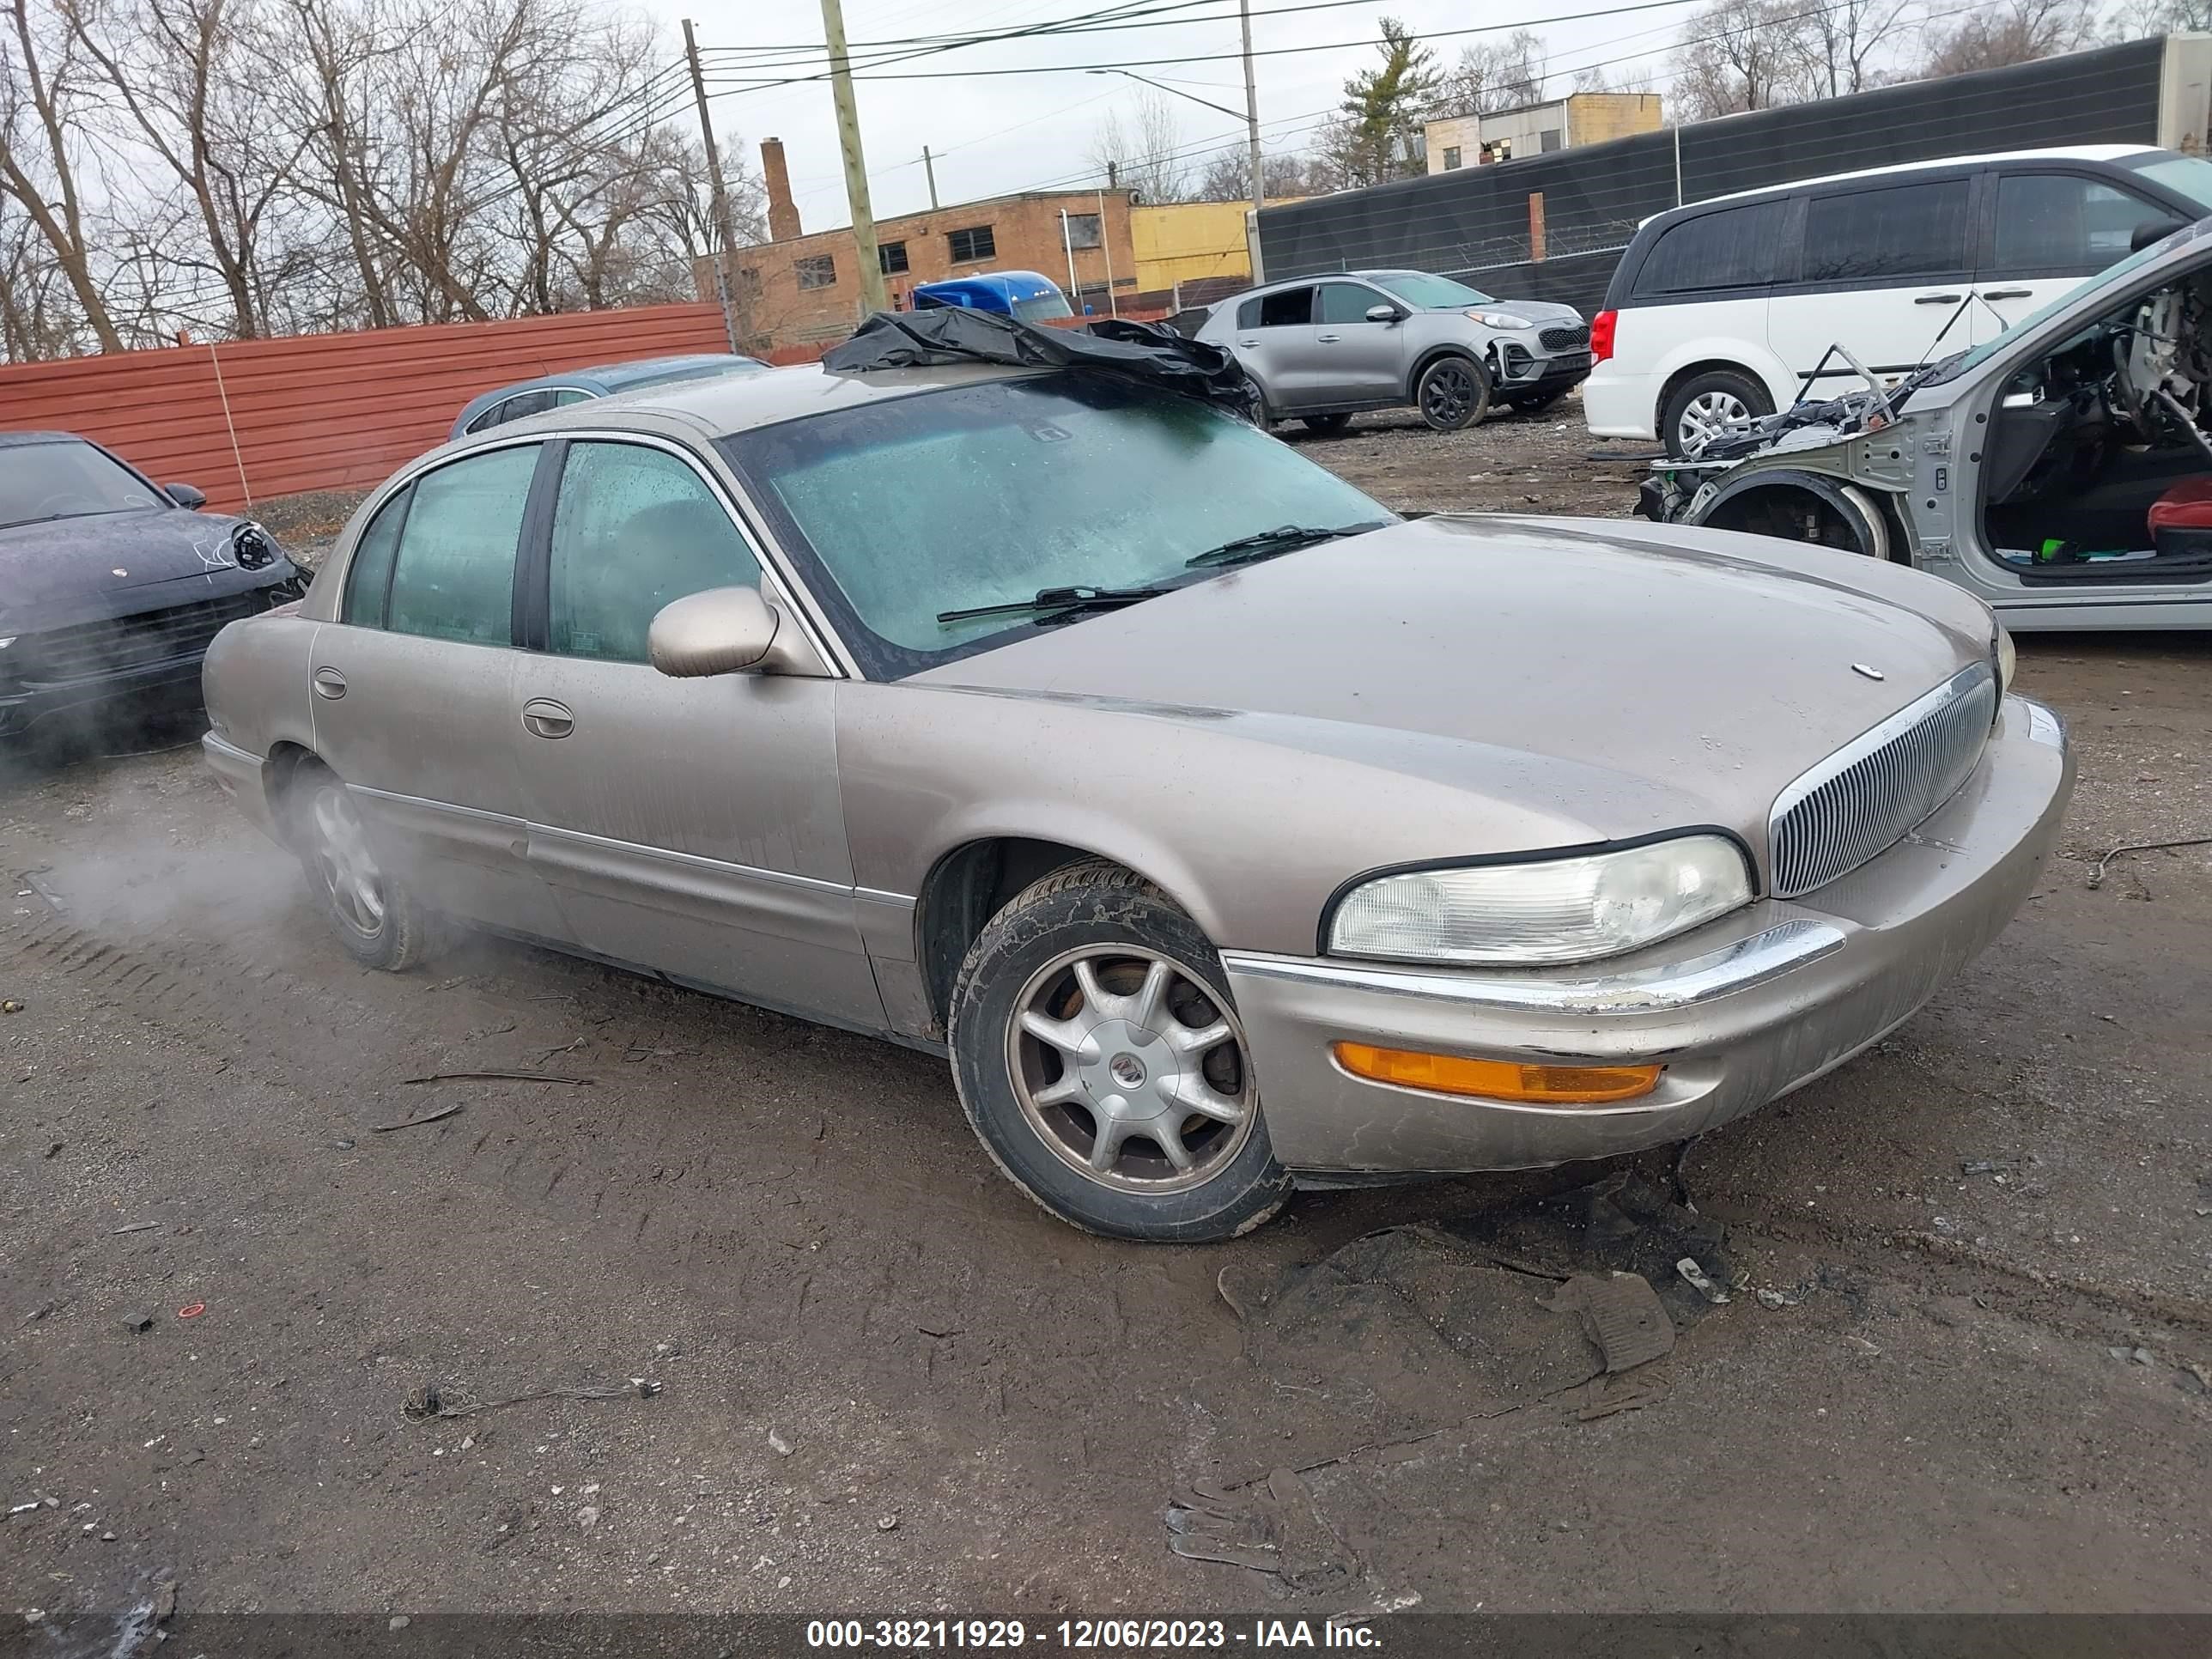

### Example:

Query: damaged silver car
xmin=203 ymin=349 xmax=2070 ymax=1243
xmin=1639 ymin=216 xmax=2212 ymax=629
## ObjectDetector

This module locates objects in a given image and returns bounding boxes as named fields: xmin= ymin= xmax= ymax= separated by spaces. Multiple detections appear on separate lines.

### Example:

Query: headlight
xmin=1468 ymin=309 xmax=1532 ymax=329
xmin=1994 ymin=625 xmax=2016 ymax=693
xmin=1328 ymin=835 xmax=1753 ymax=966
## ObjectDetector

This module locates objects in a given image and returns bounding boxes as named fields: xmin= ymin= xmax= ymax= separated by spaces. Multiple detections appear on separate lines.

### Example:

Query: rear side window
xmin=1633 ymin=201 xmax=1787 ymax=296
xmin=467 ymin=389 xmax=555 ymax=434
xmin=1237 ymin=296 xmax=1261 ymax=329
xmin=1257 ymin=287 xmax=1314 ymax=326
xmin=341 ymin=488 xmax=409 ymax=627
xmin=547 ymin=442 xmax=762 ymax=665
xmin=1802 ymin=179 xmax=1972 ymax=283
xmin=1994 ymin=173 xmax=2164 ymax=270
xmin=383 ymin=445 xmax=537 ymax=646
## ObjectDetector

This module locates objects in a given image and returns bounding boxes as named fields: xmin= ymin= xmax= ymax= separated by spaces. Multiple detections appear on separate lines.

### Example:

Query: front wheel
xmin=948 ymin=860 xmax=1293 ymax=1243
xmin=1416 ymin=356 xmax=1491 ymax=431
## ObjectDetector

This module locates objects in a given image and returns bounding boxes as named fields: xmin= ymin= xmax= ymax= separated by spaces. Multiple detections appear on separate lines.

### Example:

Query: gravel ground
xmin=3 ymin=404 xmax=2210 ymax=1638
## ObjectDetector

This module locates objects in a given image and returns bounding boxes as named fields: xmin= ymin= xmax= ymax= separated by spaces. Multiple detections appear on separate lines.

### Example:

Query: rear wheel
xmin=948 ymin=860 xmax=1293 ymax=1242
xmin=1662 ymin=368 xmax=1771 ymax=458
xmin=1416 ymin=355 xmax=1491 ymax=431
xmin=287 ymin=765 xmax=438 ymax=971
xmin=1299 ymin=412 xmax=1352 ymax=435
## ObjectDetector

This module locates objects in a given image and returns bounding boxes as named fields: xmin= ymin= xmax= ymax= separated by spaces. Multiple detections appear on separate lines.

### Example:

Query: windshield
xmin=2120 ymin=151 xmax=2212 ymax=213
xmin=1370 ymin=271 xmax=1493 ymax=308
xmin=0 ymin=438 xmax=168 ymax=528
xmin=722 ymin=374 xmax=1390 ymax=677
xmin=1012 ymin=289 xmax=1074 ymax=321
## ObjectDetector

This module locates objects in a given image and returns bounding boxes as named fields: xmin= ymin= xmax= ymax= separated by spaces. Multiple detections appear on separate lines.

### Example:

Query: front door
xmin=504 ymin=437 xmax=882 ymax=1030
xmin=1312 ymin=281 xmax=1408 ymax=404
xmin=1768 ymin=174 xmax=1980 ymax=398
xmin=307 ymin=441 xmax=568 ymax=941
xmin=1970 ymin=169 xmax=2179 ymax=346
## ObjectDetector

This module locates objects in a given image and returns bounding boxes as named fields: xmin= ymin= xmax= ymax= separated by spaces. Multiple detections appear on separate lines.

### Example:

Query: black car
xmin=0 ymin=430 xmax=307 ymax=740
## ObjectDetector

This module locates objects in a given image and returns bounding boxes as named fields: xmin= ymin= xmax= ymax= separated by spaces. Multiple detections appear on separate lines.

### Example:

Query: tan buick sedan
xmin=201 ymin=363 xmax=2074 ymax=1242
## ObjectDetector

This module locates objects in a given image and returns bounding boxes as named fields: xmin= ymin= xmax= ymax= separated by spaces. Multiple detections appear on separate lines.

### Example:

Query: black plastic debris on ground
xmin=820 ymin=307 xmax=1260 ymax=421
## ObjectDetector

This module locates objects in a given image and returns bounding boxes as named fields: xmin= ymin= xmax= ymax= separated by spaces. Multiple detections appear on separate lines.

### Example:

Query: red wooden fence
xmin=0 ymin=302 xmax=732 ymax=514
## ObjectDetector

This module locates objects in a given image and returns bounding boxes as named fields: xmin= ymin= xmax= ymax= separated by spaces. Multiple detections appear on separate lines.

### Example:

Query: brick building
xmin=703 ymin=138 xmax=1140 ymax=351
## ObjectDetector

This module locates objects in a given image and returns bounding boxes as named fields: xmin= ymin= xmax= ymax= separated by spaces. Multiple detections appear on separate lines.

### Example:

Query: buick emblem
xmin=1851 ymin=663 xmax=1885 ymax=681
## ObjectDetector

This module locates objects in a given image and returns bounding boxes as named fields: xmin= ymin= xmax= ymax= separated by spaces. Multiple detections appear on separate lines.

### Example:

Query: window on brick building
xmin=947 ymin=225 xmax=996 ymax=263
xmin=795 ymin=254 xmax=836 ymax=290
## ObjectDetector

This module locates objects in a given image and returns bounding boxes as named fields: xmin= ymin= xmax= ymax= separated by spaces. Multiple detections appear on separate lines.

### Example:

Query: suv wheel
xmin=1662 ymin=369 xmax=1771 ymax=458
xmin=1416 ymin=356 xmax=1490 ymax=431
xmin=947 ymin=860 xmax=1294 ymax=1242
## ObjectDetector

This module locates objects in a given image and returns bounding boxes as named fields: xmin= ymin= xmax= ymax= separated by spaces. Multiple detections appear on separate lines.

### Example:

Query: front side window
xmin=547 ymin=442 xmax=762 ymax=665
xmin=1636 ymin=200 xmax=1787 ymax=295
xmin=341 ymin=487 xmax=410 ymax=627
xmin=795 ymin=254 xmax=836 ymax=290
xmin=1319 ymin=282 xmax=1387 ymax=324
xmin=723 ymin=374 xmax=1390 ymax=677
xmin=382 ymin=445 xmax=536 ymax=646
xmin=1369 ymin=270 xmax=1492 ymax=308
xmin=0 ymin=439 xmax=167 ymax=527
xmin=1257 ymin=286 xmax=1314 ymax=326
xmin=948 ymin=225 xmax=996 ymax=263
xmin=1802 ymin=179 xmax=1972 ymax=283
xmin=1995 ymin=173 xmax=2164 ymax=271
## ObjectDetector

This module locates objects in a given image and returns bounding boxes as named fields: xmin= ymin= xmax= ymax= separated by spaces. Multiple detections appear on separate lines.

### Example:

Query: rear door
xmin=1312 ymin=280 xmax=1409 ymax=404
xmin=1228 ymin=285 xmax=1325 ymax=411
xmin=503 ymin=435 xmax=881 ymax=1028
xmin=307 ymin=441 xmax=569 ymax=940
xmin=1768 ymin=173 xmax=1981 ymax=396
xmin=1972 ymin=167 xmax=2179 ymax=343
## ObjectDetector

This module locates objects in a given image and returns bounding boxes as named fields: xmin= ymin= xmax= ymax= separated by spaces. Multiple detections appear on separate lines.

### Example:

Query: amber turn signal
xmin=1331 ymin=1042 xmax=1662 ymax=1103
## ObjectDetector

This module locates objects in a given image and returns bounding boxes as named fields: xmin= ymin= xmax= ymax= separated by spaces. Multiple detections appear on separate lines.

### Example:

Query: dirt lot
xmin=4 ymin=408 xmax=2211 ymax=1641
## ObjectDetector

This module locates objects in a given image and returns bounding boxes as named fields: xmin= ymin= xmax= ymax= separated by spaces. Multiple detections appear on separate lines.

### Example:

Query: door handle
xmin=1914 ymin=293 xmax=1965 ymax=305
xmin=521 ymin=698 xmax=574 ymax=739
xmin=1316 ymin=332 xmax=1342 ymax=343
xmin=312 ymin=666 xmax=346 ymax=699
xmin=1980 ymin=288 xmax=2033 ymax=301
xmin=1236 ymin=338 xmax=1260 ymax=348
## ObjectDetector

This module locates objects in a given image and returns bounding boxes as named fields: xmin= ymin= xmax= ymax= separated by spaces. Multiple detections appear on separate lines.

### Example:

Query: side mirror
xmin=2131 ymin=217 xmax=2188 ymax=253
xmin=166 ymin=482 xmax=207 ymax=508
xmin=1364 ymin=304 xmax=1404 ymax=324
xmin=648 ymin=586 xmax=781 ymax=678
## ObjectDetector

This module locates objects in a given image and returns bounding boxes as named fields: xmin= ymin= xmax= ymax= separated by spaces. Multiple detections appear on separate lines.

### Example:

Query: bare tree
xmin=1089 ymin=84 xmax=1194 ymax=203
xmin=1920 ymin=0 xmax=2097 ymax=76
xmin=1669 ymin=0 xmax=1810 ymax=119
xmin=1 ymin=0 xmax=122 ymax=348
xmin=1195 ymin=146 xmax=1320 ymax=203
xmin=1784 ymin=0 xmax=1917 ymax=97
xmin=1434 ymin=29 xmax=1547 ymax=119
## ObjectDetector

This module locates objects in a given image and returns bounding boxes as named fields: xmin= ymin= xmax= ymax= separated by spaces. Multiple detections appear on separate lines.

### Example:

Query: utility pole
xmin=820 ymin=0 xmax=889 ymax=315
xmin=922 ymin=145 xmax=939 ymax=210
xmin=682 ymin=18 xmax=744 ymax=352
xmin=1239 ymin=0 xmax=1265 ymax=280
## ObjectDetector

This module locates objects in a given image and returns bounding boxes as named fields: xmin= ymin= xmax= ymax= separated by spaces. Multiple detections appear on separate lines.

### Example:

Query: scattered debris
xmin=1674 ymin=1257 xmax=1730 ymax=1304
xmin=877 ymin=1514 xmax=899 ymax=1533
xmin=2086 ymin=834 xmax=2212 ymax=890
xmin=399 ymin=1070 xmax=593 ymax=1086
xmin=576 ymin=1506 xmax=600 ymax=1529
xmin=767 ymin=1430 xmax=793 ymax=1456
xmin=1166 ymin=1468 xmax=1353 ymax=1591
xmin=7 ymin=1501 xmax=40 ymax=1517
xmin=403 ymin=1378 xmax=659 ymax=1420
xmin=2107 ymin=1345 xmax=2157 ymax=1365
xmin=369 ymin=1103 xmax=465 ymax=1133
xmin=2 ymin=1000 xmax=22 ymax=1014
xmin=1755 ymin=1287 xmax=1804 ymax=1310
xmin=1960 ymin=1159 xmax=2020 ymax=1176
xmin=110 ymin=1222 xmax=161 ymax=1236
xmin=1540 ymin=1272 xmax=1675 ymax=1373
xmin=1328 ymin=1591 xmax=1422 ymax=1629
xmin=176 ymin=1303 xmax=205 ymax=1320
xmin=123 ymin=1312 xmax=155 ymax=1334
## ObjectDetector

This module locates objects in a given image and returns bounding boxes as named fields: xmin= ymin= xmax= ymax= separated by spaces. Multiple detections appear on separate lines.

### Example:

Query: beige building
xmin=701 ymin=138 xmax=1139 ymax=352
xmin=1424 ymin=92 xmax=1663 ymax=173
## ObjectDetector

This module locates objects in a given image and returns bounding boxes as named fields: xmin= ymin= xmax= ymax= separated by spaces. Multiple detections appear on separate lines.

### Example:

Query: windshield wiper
xmin=1184 ymin=520 xmax=1391 ymax=569
xmin=938 ymin=584 xmax=1174 ymax=625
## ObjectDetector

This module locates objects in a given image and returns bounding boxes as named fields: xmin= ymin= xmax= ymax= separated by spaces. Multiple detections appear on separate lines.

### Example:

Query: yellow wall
xmin=1130 ymin=200 xmax=1303 ymax=295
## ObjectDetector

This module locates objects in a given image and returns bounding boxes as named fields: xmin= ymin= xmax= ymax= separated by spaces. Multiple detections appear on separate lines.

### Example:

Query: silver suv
xmin=1194 ymin=269 xmax=1590 ymax=434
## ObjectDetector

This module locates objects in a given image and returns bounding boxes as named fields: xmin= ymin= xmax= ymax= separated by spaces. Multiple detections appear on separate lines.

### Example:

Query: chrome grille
xmin=1538 ymin=324 xmax=1590 ymax=351
xmin=11 ymin=592 xmax=264 ymax=684
xmin=1768 ymin=662 xmax=1997 ymax=898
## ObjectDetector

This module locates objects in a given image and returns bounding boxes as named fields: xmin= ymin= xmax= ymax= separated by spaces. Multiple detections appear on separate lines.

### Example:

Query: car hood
xmin=1455 ymin=298 xmax=1583 ymax=327
xmin=915 ymin=514 xmax=1993 ymax=845
xmin=0 ymin=509 xmax=276 ymax=631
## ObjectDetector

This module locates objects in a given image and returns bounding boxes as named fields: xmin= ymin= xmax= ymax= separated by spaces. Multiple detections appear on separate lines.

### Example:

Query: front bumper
xmin=1497 ymin=343 xmax=1591 ymax=392
xmin=0 ymin=654 xmax=206 ymax=737
xmin=1224 ymin=695 xmax=2073 ymax=1176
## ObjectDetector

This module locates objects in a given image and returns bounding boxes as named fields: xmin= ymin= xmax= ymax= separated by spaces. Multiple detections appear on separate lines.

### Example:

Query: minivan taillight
xmin=1590 ymin=309 xmax=1617 ymax=364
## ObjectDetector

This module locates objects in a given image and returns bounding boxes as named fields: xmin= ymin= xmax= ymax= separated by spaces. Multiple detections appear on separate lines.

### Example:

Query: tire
xmin=1506 ymin=389 xmax=1566 ymax=415
xmin=947 ymin=860 xmax=1294 ymax=1243
xmin=1662 ymin=368 xmax=1772 ymax=459
xmin=1299 ymin=412 xmax=1353 ymax=435
xmin=1415 ymin=354 xmax=1491 ymax=431
xmin=285 ymin=763 xmax=438 ymax=972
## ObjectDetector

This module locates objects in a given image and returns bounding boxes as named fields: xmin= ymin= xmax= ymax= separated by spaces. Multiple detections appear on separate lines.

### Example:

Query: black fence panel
xmin=1257 ymin=39 xmax=2172 ymax=305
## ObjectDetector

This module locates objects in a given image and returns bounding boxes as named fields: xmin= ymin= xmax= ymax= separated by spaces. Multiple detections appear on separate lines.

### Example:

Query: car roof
xmin=501 ymin=360 xmax=1040 ymax=441
xmin=1654 ymin=143 xmax=2167 ymax=219
xmin=0 ymin=428 xmax=88 ymax=449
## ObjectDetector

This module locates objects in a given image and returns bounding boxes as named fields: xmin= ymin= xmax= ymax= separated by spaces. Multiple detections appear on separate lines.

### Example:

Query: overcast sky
xmin=642 ymin=0 xmax=1704 ymax=232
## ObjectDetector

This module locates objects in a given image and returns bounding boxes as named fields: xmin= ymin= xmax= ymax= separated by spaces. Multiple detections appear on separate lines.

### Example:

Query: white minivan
xmin=1583 ymin=144 xmax=2212 ymax=456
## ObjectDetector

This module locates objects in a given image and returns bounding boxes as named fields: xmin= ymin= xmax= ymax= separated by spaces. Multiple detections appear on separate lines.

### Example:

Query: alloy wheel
xmin=308 ymin=786 xmax=386 ymax=940
xmin=1422 ymin=362 xmax=1479 ymax=427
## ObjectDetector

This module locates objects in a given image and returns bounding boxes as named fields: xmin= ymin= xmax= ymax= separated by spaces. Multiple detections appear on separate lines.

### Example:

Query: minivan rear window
xmin=1633 ymin=201 xmax=1786 ymax=296
xmin=1802 ymin=179 xmax=1971 ymax=283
